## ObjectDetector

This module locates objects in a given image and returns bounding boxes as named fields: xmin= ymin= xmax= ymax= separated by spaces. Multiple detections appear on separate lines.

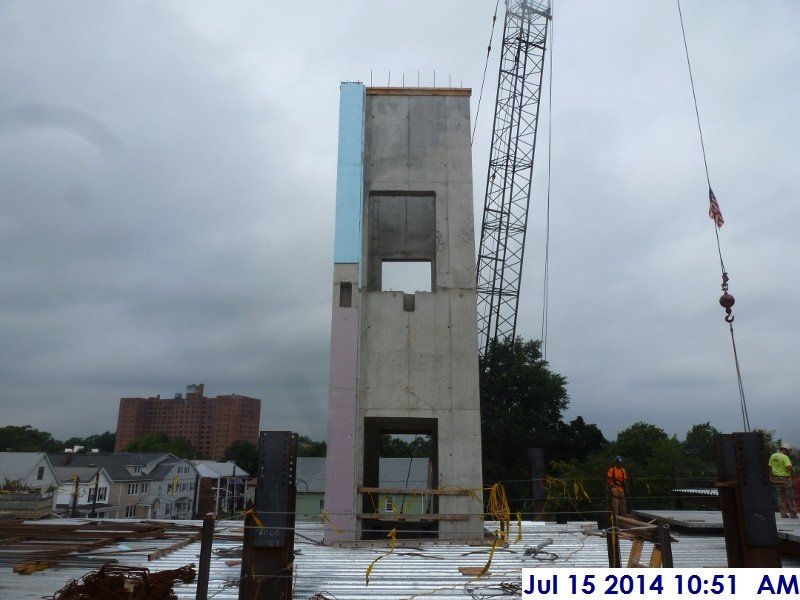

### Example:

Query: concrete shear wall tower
xmin=324 ymin=83 xmax=483 ymax=543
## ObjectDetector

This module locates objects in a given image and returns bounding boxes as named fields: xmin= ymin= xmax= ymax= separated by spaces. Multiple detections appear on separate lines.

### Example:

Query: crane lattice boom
xmin=476 ymin=0 xmax=550 ymax=357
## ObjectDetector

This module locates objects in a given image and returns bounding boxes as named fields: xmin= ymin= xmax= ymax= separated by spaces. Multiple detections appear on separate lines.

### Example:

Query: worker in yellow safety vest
xmin=607 ymin=455 xmax=628 ymax=517
xmin=769 ymin=444 xmax=797 ymax=519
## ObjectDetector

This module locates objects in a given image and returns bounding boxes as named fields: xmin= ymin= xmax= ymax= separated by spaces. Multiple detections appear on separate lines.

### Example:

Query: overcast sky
xmin=2 ymin=1 xmax=798 ymax=449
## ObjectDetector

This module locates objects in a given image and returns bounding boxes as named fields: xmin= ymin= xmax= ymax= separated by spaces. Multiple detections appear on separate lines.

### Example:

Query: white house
xmin=0 ymin=452 xmax=60 ymax=519
xmin=53 ymin=466 xmax=116 ymax=518
xmin=48 ymin=453 xmax=199 ymax=519
xmin=0 ymin=452 xmax=59 ymax=491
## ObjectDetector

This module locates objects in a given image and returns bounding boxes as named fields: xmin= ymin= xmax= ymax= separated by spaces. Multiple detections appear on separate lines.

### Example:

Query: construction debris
xmin=50 ymin=563 xmax=195 ymax=600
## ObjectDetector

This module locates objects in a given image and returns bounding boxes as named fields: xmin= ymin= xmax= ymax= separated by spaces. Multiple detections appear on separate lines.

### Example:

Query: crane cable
xmin=676 ymin=0 xmax=750 ymax=431
xmin=471 ymin=0 xmax=502 ymax=146
xmin=540 ymin=1 xmax=554 ymax=360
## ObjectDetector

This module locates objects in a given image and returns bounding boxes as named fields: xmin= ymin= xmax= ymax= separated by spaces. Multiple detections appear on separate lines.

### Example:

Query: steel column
xmin=239 ymin=431 xmax=298 ymax=600
xmin=714 ymin=432 xmax=781 ymax=567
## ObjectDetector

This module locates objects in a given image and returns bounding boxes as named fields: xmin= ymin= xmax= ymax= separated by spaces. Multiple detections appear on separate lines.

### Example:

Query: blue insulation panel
xmin=333 ymin=82 xmax=365 ymax=265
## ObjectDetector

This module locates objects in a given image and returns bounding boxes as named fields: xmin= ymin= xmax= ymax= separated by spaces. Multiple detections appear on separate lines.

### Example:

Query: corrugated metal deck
xmin=0 ymin=517 xmax=795 ymax=599
xmin=291 ymin=520 xmax=732 ymax=599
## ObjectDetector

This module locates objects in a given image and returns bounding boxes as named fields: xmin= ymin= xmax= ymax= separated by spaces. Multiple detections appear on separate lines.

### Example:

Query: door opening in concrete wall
xmin=378 ymin=433 xmax=434 ymax=517
xmin=381 ymin=261 xmax=432 ymax=292
xmin=363 ymin=418 xmax=438 ymax=539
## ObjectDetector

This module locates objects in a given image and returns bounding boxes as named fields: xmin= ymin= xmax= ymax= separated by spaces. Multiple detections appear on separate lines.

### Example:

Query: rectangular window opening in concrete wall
xmin=381 ymin=261 xmax=432 ymax=292
xmin=339 ymin=282 xmax=353 ymax=307
xmin=367 ymin=192 xmax=436 ymax=291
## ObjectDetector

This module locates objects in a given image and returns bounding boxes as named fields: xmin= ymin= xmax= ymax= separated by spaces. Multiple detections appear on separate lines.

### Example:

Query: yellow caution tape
xmin=486 ymin=483 xmax=510 ymax=539
xmin=479 ymin=530 xmax=501 ymax=578
xmin=365 ymin=528 xmax=397 ymax=586
xmin=469 ymin=488 xmax=483 ymax=506
xmin=322 ymin=509 xmax=345 ymax=534
xmin=368 ymin=492 xmax=379 ymax=513
xmin=576 ymin=479 xmax=591 ymax=502
xmin=243 ymin=508 xmax=264 ymax=528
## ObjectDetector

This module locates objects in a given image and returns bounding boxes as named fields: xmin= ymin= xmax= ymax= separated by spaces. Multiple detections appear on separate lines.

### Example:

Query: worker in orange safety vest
xmin=607 ymin=455 xmax=628 ymax=517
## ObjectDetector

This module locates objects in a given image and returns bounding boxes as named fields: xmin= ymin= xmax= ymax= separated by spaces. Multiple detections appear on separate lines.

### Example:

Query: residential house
xmin=53 ymin=466 xmax=116 ymax=518
xmin=0 ymin=452 xmax=59 ymax=519
xmin=295 ymin=457 xmax=431 ymax=519
xmin=374 ymin=458 xmax=432 ymax=516
xmin=48 ymin=453 xmax=198 ymax=519
xmin=0 ymin=452 xmax=59 ymax=492
xmin=149 ymin=457 xmax=198 ymax=519
xmin=296 ymin=457 xmax=325 ymax=518
xmin=192 ymin=460 xmax=250 ymax=516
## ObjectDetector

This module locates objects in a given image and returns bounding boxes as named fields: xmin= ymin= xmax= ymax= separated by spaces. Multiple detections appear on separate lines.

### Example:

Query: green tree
xmin=124 ymin=432 xmax=195 ymax=458
xmin=0 ymin=425 xmax=61 ymax=452
xmin=84 ymin=431 xmax=116 ymax=453
xmin=297 ymin=435 xmax=327 ymax=457
xmin=550 ymin=450 xmax=612 ymax=513
xmin=613 ymin=422 xmax=669 ymax=463
xmin=549 ymin=416 xmax=608 ymax=463
xmin=63 ymin=437 xmax=90 ymax=452
xmin=754 ymin=428 xmax=780 ymax=453
xmin=223 ymin=440 xmax=260 ymax=475
xmin=379 ymin=434 xmax=434 ymax=458
xmin=480 ymin=336 xmax=569 ymax=505
xmin=682 ymin=422 xmax=721 ymax=467
xmin=610 ymin=422 xmax=672 ymax=506
xmin=552 ymin=422 xmax=694 ymax=512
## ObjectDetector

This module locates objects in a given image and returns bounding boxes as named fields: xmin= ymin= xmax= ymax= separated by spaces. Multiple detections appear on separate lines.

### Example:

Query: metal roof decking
xmin=1 ymin=517 xmax=771 ymax=599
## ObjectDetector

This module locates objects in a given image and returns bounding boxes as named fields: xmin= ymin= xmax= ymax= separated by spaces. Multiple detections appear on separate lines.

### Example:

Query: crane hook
xmin=719 ymin=272 xmax=735 ymax=323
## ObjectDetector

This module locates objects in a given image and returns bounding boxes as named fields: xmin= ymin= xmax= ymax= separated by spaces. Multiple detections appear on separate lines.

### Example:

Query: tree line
xmin=4 ymin=337 xmax=783 ymax=516
xmin=479 ymin=336 xmax=782 ymax=512
xmin=0 ymin=425 xmax=116 ymax=454
xmin=0 ymin=425 xmax=322 ymax=480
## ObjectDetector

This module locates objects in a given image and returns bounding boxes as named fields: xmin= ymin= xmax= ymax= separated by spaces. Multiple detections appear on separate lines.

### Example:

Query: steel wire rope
xmin=397 ymin=440 xmax=418 ymax=515
xmin=540 ymin=0 xmax=554 ymax=360
xmin=676 ymin=0 xmax=749 ymax=431
xmin=472 ymin=0 xmax=503 ymax=146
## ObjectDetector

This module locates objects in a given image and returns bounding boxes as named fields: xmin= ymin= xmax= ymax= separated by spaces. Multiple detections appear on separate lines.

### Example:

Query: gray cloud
xmin=1 ymin=1 xmax=798 ymax=447
xmin=0 ymin=103 xmax=122 ymax=156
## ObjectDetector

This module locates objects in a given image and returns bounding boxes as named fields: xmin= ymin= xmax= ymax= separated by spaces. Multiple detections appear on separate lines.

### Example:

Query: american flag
xmin=708 ymin=188 xmax=724 ymax=228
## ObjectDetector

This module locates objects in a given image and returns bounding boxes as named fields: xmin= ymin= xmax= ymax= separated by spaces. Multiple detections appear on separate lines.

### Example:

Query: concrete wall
xmin=324 ymin=83 xmax=365 ymax=543
xmin=359 ymin=88 xmax=483 ymax=540
xmin=325 ymin=86 xmax=483 ymax=543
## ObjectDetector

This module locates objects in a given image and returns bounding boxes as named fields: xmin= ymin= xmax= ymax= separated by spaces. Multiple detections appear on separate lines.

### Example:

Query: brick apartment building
xmin=114 ymin=384 xmax=260 ymax=459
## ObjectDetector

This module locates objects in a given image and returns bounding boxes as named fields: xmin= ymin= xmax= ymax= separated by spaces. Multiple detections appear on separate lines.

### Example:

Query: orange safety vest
xmin=607 ymin=466 xmax=627 ymax=494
